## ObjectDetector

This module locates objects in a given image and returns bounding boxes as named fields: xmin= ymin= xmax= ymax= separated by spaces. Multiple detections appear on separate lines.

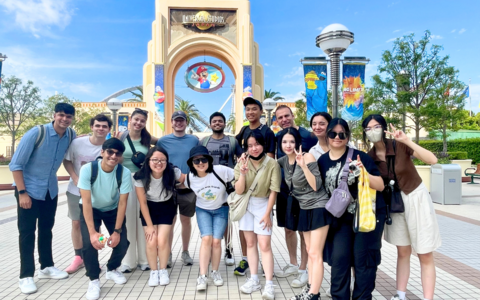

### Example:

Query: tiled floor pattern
xmin=1 ymin=192 xmax=480 ymax=299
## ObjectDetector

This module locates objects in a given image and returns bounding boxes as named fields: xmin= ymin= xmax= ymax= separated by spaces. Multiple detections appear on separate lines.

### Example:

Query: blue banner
xmin=154 ymin=64 xmax=165 ymax=131
xmin=118 ymin=115 xmax=129 ymax=132
xmin=341 ymin=63 xmax=366 ymax=121
xmin=303 ymin=64 xmax=327 ymax=121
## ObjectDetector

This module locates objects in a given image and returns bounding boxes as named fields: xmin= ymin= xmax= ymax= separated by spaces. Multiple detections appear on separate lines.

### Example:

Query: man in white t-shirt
xmin=63 ymin=114 xmax=112 ymax=274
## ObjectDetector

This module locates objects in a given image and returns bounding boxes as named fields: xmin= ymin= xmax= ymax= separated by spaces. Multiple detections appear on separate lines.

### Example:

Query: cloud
xmin=386 ymin=38 xmax=397 ymax=43
xmin=317 ymin=26 xmax=324 ymax=31
xmin=393 ymin=29 xmax=401 ymax=33
xmin=278 ymin=91 xmax=304 ymax=103
xmin=288 ymin=52 xmax=305 ymax=57
xmin=430 ymin=35 xmax=443 ymax=40
xmin=264 ymin=63 xmax=270 ymax=67
xmin=459 ymin=28 xmax=466 ymax=34
xmin=451 ymin=29 xmax=456 ymax=33
xmin=283 ymin=66 xmax=303 ymax=79
xmin=0 ymin=0 xmax=73 ymax=37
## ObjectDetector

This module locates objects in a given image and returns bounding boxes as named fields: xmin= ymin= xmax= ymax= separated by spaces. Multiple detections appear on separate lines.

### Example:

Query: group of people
xmin=10 ymin=97 xmax=442 ymax=300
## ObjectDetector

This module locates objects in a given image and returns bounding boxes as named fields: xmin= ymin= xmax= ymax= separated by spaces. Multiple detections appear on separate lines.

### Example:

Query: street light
xmin=316 ymin=23 xmax=354 ymax=118
xmin=0 ymin=53 xmax=7 ymax=89
xmin=263 ymin=98 xmax=276 ymax=127
xmin=107 ymin=98 xmax=123 ymax=133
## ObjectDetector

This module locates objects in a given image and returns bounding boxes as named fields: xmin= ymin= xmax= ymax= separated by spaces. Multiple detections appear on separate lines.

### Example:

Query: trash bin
xmin=430 ymin=164 xmax=462 ymax=205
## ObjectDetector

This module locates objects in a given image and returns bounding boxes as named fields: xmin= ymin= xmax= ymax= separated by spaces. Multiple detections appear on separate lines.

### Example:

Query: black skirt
xmin=297 ymin=207 xmax=332 ymax=232
xmin=140 ymin=198 xmax=177 ymax=226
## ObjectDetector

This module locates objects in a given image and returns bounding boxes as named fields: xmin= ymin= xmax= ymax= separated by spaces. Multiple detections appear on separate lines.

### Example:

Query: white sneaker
xmin=119 ymin=264 xmax=132 ymax=273
xmin=139 ymin=263 xmax=150 ymax=271
xmin=291 ymin=271 xmax=308 ymax=288
xmin=262 ymin=283 xmax=276 ymax=300
xmin=148 ymin=270 xmax=159 ymax=287
xmin=86 ymin=279 xmax=101 ymax=300
xmin=240 ymin=277 xmax=262 ymax=294
xmin=159 ymin=269 xmax=170 ymax=286
xmin=38 ymin=266 xmax=69 ymax=279
xmin=196 ymin=275 xmax=207 ymax=291
xmin=211 ymin=270 xmax=224 ymax=286
xmin=275 ymin=263 xmax=298 ymax=278
xmin=390 ymin=295 xmax=400 ymax=300
xmin=19 ymin=277 xmax=37 ymax=294
xmin=106 ymin=269 xmax=127 ymax=284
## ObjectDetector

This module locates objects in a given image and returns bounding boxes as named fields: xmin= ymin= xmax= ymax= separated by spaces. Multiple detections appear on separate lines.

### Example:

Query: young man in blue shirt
xmin=10 ymin=103 xmax=76 ymax=294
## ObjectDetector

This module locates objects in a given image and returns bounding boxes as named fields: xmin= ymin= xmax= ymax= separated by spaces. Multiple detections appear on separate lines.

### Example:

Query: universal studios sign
xmin=182 ymin=11 xmax=226 ymax=30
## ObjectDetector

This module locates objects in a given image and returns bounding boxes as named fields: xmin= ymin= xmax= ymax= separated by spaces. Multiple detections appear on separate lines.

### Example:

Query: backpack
xmin=90 ymin=158 xmax=123 ymax=190
xmin=34 ymin=124 xmax=74 ymax=150
xmin=202 ymin=135 xmax=237 ymax=167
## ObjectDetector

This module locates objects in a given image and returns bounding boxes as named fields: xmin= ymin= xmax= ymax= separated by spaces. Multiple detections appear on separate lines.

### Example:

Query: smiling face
xmin=172 ymin=117 xmax=187 ymax=133
xmin=327 ymin=124 xmax=349 ymax=149
xmin=247 ymin=136 xmax=264 ymax=157
xmin=53 ymin=111 xmax=74 ymax=130
xmin=245 ymin=104 xmax=262 ymax=123
xmin=130 ymin=113 xmax=147 ymax=132
xmin=192 ymin=155 xmax=209 ymax=174
xmin=101 ymin=148 xmax=123 ymax=168
xmin=149 ymin=151 xmax=167 ymax=175
xmin=311 ymin=115 xmax=329 ymax=139
xmin=275 ymin=107 xmax=295 ymax=129
xmin=210 ymin=116 xmax=225 ymax=134
xmin=281 ymin=133 xmax=296 ymax=155
xmin=91 ymin=120 xmax=110 ymax=139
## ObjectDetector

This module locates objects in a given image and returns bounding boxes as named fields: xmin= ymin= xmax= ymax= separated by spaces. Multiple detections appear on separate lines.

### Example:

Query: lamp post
xmin=316 ymin=24 xmax=354 ymax=118
xmin=396 ymin=70 xmax=410 ymax=132
xmin=107 ymin=98 xmax=123 ymax=133
xmin=263 ymin=98 xmax=276 ymax=127
xmin=0 ymin=53 xmax=7 ymax=89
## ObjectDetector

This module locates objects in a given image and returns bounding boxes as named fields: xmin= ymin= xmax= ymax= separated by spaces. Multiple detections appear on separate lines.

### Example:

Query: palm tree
xmin=226 ymin=113 xmax=236 ymax=133
xmin=264 ymin=89 xmax=285 ymax=102
xmin=128 ymin=87 xmax=143 ymax=102
xmin=175 ymin=99 xmax=204 ymax=132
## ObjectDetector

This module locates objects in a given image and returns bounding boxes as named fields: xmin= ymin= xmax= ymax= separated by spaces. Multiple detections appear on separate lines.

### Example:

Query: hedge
xmin=419 ymin=138 xmax=480 ymax=164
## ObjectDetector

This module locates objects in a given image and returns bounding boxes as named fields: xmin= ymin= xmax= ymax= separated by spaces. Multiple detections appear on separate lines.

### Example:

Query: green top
xmin=122 ymin=138 xmax=149 ymax=173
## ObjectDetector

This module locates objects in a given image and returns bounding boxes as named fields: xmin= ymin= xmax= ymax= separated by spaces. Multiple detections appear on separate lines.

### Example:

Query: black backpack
xmin=90 ymin=157 xmax=123 ymax=190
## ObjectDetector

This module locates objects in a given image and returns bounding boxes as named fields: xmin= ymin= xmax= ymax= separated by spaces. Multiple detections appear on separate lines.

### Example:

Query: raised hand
xmin=385 ymin=123 xmax=409 ymax=144
xmin=294 ymin=145 xmax=305 ymax=168
xmin=239 ymin=155 xmax=249 ymax=175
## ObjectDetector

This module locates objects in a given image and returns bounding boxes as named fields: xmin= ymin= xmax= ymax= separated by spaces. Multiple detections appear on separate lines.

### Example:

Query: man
xmin=199 ymin=112 xmax=243 ymax=266
xmin=63 ymin=114 xmax=113 ymax=274
xmin=10 ymin=103 xmax=76 ymax=294
xmin=78 ymin=138 xmax=132 ymax=300
xmin=274 ymin=105 xmax=317 ymax=288
xmin=156 ymin=111 xmax=199 ymax=266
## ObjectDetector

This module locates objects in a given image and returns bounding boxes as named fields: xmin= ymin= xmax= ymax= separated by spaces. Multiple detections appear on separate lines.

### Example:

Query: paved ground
xmin=1 ymin=181 xmax=480 ymax=300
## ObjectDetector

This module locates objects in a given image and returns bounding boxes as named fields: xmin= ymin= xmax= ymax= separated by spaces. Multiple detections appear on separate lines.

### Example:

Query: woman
xmin=309 ymin=112 xmax=333 ymax=160
xmin=362 ymin=115 xmax=441 ymax=300
xmin=183 ymin=146 xmax=234 ymax=291
xmin=234 ymin=131 xmax=281 ymax=300
xmin=318 ymin=118 xmax=385 ymax=300
xmin=134 ymin=146 xmax=184 ymax=286
xmin=277 ymin=127 xmax=331 ymax=300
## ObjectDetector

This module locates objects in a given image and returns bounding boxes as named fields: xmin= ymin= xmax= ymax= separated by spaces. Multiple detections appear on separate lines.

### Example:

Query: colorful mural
xmin=303 ymin=64 xmax=328 ymax=120
xmin=118 ymin=115 xmax=129 ymax=132
xmin=185 ymin=62 xmax=225 ymax=93
xmin=243 ymin=65 xmax=253 ymax=99
xmin=341 ymin=63 xmax=366 ymax=121
xmin=154 ymin=64 xmax=165 ymax=131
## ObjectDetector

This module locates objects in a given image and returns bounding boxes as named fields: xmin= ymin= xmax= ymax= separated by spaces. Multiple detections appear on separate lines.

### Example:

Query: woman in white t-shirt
xmin=133 ymin=146 xmax=184 ymax=287
xmin=309 ymin=112 xmax=333 ymax=160
xmin=184 ymin=146 xmax=234 ymax=292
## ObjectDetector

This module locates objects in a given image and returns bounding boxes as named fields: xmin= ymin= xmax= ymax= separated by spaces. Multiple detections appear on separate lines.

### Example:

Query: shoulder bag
xmin=126 ymin=134 xmax=147 ymax=169
xmin=325 ymin=147 xmax=354 ymax=218
xmin=386 ymin=140 xmax=405 ymax=213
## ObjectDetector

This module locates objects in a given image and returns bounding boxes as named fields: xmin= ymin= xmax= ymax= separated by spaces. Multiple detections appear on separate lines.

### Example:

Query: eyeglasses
xmin=327 ymin=131 xmax=347 ymax=140
xmin=106 ymin=149 xmax=123 ymax=157
xmin=364 ymin=125 xmax=383 ymax=132
xmin=192 ymin=158 xmax=209 ymax=165
xmin=150 ymin=158 xmax=167 ymax=165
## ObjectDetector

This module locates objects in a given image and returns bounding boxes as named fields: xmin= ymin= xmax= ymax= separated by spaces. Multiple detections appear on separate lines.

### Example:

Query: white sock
xmin=298 ymin=269 xmax=307 ymax=274
xmin=266 ymin=280 xmax=273 ymax=286
xmin=251 ymin=274 xmax=259 ymax=281
xmin=242 ymin=256 xmax=248 ymax=262
xmin=397 ymin=290 xmax=406 ymax=300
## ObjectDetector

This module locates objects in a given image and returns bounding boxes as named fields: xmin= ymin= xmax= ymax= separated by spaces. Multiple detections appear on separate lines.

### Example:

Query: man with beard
xmin=200 ymin=112 xmax=243 ymax=267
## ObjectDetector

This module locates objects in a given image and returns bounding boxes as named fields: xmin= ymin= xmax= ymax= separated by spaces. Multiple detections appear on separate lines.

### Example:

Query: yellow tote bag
xmin=354 ymin=167 xmax=376 ymax=233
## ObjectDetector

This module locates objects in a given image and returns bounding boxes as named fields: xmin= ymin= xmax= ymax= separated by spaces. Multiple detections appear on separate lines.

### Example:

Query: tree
xmin=174 ymin=99 xmax=204 ymax=132
xmin=373 ymin=30 xmax=451 ymax=143
xmin=0 ymin=75 xmax=42 ymax=155
xmin=294 ymin=99 xmax=309 ymax=128
xmin=264 ymin=89 xmax=285 ymax=102
xmin=128 ymin=87 xmax=143 ymax=102
xmin=226 ymin=113 xmax=236 ymax=133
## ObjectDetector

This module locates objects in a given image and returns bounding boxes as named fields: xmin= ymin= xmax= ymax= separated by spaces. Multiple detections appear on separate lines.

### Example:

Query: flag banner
xmin=341 ymin=63 xmax=366 ymax=121
xmin=463 ymin=86 xmax=469 ymax=97
xmin=303 ymin=64 xmax=327 ymax=121
xmin=118 ymin=115 xmax=129 ymax=132
xmin=154 ymin=64 xmax=165 ymax=131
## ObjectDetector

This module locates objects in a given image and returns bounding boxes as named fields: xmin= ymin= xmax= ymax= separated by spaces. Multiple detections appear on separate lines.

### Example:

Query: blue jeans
xmin=195 ymin=205 xmax=229 ymax=240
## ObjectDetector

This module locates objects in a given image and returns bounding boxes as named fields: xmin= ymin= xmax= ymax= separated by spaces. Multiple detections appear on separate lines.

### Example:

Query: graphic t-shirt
xmin=64 ymin=136 xmax=102 ymax=196
xmin=134 ymin=167 xmax=182 ymax=202
xmin=184 ymin=165 xmax=234 ymax=210
xmin=200 ymin=135 xmax=243 ymax=168
xmin=122 ymin=137 xmax=149 ymax=173
xmin=157 ymin=134 xmax=199 ymax=174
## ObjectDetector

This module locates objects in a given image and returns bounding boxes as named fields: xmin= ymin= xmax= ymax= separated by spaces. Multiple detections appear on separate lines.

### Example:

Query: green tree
xmin=128 ymin=87 xmax=143 ymax=102
xmin=174 ymin=99 xmax=204 ymax=132
xmin=226 ymin=113 xmax=236 ymax=133
xmin=264 ymin=89 xmax=285 ymax=102
xmin=294 ymin=99 xmax=309 ymax=128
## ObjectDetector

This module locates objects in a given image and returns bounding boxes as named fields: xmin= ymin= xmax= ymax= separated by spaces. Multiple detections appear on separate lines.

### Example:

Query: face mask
xmin=249 ymin=152 xmax=265 ymax=161
xmin=366 ymin=127 xmax=383 ymax=143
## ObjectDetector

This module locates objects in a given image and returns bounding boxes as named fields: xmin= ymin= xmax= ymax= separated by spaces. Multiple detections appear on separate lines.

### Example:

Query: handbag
xmin=325 ymin=147 xmax=354 ymax=218
xmin=227 ymin=156 xmax=270 ymax=222
xmin=386 ymin=140 xmax=405 ymax=213
xmin=353 ymin=166 xmax=376 ymax=233
xmin=126 ymin=135 xmax=147 ymax=169
xmin=285 ymin=162 xmax=300 ymax=231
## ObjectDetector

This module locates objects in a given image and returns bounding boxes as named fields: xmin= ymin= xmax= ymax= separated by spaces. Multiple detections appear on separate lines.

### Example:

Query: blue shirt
xmin=276 ymin=126 xmax=317 ymax=159
xmin=9 ymin=122 xmax=76 ymax=200
xmin=157 ymin=134 xmax=199 ymax=174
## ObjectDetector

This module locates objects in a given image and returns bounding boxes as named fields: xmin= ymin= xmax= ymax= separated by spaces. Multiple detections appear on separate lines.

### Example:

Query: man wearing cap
xmin=156 ymin=111 xmax=199 ymax=266
xmin=78 ymin=138 xmax=132 ymax=300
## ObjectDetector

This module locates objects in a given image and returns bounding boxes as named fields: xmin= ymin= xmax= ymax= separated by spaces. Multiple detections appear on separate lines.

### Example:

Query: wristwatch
xmin=18 ymin=190 xmax=27 ymax=195
xmin=114 ymin=228 xmax=122 ymax=234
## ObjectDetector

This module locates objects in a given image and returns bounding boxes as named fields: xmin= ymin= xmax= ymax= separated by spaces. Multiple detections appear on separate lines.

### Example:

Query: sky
xmin=1 ymin=0 xmax=479 ymax=121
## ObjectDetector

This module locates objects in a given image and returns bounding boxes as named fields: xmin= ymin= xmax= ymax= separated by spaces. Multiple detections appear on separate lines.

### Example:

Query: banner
xmin=303 ymin=64 xmax=327 ymax=121
xmin=0 ymin=61 xmax=2 ymax=89
xmin=341 ymin=63 xmax=366 ymax=121
xmin=118 ymin=115 xmax=129 ymax=132
xmin=154 ymin=64 xmax=165 ymax=131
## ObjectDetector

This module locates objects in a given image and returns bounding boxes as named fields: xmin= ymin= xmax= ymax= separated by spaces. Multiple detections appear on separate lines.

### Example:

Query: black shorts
xmin=297 ymin=207 xmax=332 ymax=232
xmin=140 ymin=198 xmax=177 ymax=226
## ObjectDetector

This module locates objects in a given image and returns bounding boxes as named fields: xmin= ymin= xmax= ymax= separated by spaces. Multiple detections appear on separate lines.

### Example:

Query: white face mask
xmin=366 ymin=127 xmax=383 ymax=143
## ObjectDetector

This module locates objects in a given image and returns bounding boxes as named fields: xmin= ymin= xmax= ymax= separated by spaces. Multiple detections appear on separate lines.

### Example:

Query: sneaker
xmin=86 ymin=279 xmax=101 ymax=300
xmin=148 ymin=270 xmax=159 ymax=287
xmin=159 ymin=269 xmax=170 ymax=286
xmin=181 ymin=250 xmax=193 ymax=266
xmin=167 ymin=253 xmax=172 ymax=268
xmin=291 ymin=271 xmax=308 ymax=288
xmin=234 ymin=259 xmax=249 ymax=276
xmin=106 ymin=269 xmax=127 ymax=284
xmin=224 ymin=248 xmax=235 ymax=266
xmin=65 ymin=256 xmax=84 ymax=274
xmin=211 ymin=270 xmax=224 ymax=286
xmin=240 ymin=277 xmax=262 ymax=294
xmin=196 ymin=275 xmax=207 ymax=291
xmin=390 ymin=295 xmax=400 ymax=300
xmin=275 ymin=263 xmax=298 ymax=278
xmin=139 ymin=263 xmax=150 ymax=271
xmin=326 ymin=287 xmax=331 ymax=298
xmin=301 ymin=293 xmax=320 ymax=300
xmin=262 ymin=283 xmax=276 ymax=300
xmin=38 ymin=266 xmax=69 ymax=279
xmin=290 ymin=283 xmax=310 ymax=300
xmin=19 ymin=277 xmax=37 ymax=294
xmin=119 ymin=264 xmax=132 ymax=273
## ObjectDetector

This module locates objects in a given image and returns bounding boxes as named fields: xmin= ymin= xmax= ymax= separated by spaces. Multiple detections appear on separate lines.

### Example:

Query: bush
xmin=413 ymin=152 xmax=450 ymax=165
xmin=419 ymin=138 xmax=480 ymax=164
xmin=447 ymin=152 xmax=468 ymax=160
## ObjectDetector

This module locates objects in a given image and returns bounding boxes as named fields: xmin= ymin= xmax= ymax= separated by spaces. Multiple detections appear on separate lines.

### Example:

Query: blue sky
xmin=1 ymin=0 xmax=479 ymax=120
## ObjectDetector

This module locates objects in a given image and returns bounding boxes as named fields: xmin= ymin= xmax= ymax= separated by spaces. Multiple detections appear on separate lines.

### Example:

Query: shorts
xmin=176 ymin=189 xmax=196 ymax=217
xmin=275 ymin=191 xmax=288 ymax=228
xmin=239 ymin=196 xmax=272 ymax=236
xmin=297 ymin=207 xmax=332 ymax=232
xmin=195 ymin=205 xmax=229 ymax=240
xmin=67 ymin=191 xmax=82 ymax=221
xmin=384 ymin=183 xmax=442 ymax=254
xmin=140 ymin=198 xmax=177 ymax=226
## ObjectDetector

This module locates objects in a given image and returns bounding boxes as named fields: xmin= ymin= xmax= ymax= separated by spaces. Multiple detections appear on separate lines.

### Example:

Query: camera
xmin=349 ymin=161 xmax=361 ymax=177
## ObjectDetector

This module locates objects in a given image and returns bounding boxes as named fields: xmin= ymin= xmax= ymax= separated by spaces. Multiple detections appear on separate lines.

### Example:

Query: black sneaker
xmin=224 ymin=248 xmax=235 ymax=266
xmin=234 ymin=259 xmax=249 ymax=276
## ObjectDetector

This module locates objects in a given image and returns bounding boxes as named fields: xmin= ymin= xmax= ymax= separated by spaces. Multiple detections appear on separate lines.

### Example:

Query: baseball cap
xmin=172 ymin=111 xmax=187 ymax=121
xmin=243 ymin=97 xmax=263 ymax=111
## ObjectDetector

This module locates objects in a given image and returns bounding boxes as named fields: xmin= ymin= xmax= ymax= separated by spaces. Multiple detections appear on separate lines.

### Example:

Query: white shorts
xmin=384 ymin=183 xmax=442 ymax=254
xmin=238 ymin=196 xmax=272 ymax=236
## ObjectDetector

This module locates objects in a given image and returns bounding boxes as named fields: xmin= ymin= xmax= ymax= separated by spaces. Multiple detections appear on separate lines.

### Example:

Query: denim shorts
xmin=195 ymin=205 xmax=229 ymax=240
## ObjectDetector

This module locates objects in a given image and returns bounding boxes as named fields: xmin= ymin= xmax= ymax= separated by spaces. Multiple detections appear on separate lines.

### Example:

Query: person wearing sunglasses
xmin=362 ymin=114 xmax=441 ymax=300
xmin=133 ymin=146 xmax=184 ymax=287
xmin=77 ymin=138 xmax=133 ymax=300
xmin=318 ymin=118 xmax=385 ymax=300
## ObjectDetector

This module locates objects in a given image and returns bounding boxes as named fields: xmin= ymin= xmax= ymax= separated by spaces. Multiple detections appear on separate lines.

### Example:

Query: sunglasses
xmin=192 ymin=158 xmax=209 ymax=165
xmin=327 ymin=131 xmax=347 ymax=140
xmin=106 ymin=149 xmax=123 ymax=157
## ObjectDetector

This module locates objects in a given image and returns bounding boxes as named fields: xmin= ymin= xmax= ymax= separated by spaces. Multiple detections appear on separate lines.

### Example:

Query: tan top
xmin=233 ymin=155 xmax=281 ymax=198
xmin=368 ymin=139 xmax=422 ymax=195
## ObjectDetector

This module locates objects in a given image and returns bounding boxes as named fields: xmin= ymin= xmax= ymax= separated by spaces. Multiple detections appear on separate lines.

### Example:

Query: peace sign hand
xmin=239 ymin=154 xmax=249 ymax=175
xmin=294 ymin=145 xmax=305 ymax=168
xmin=385 ymin=123 xmax=409 ymax=144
